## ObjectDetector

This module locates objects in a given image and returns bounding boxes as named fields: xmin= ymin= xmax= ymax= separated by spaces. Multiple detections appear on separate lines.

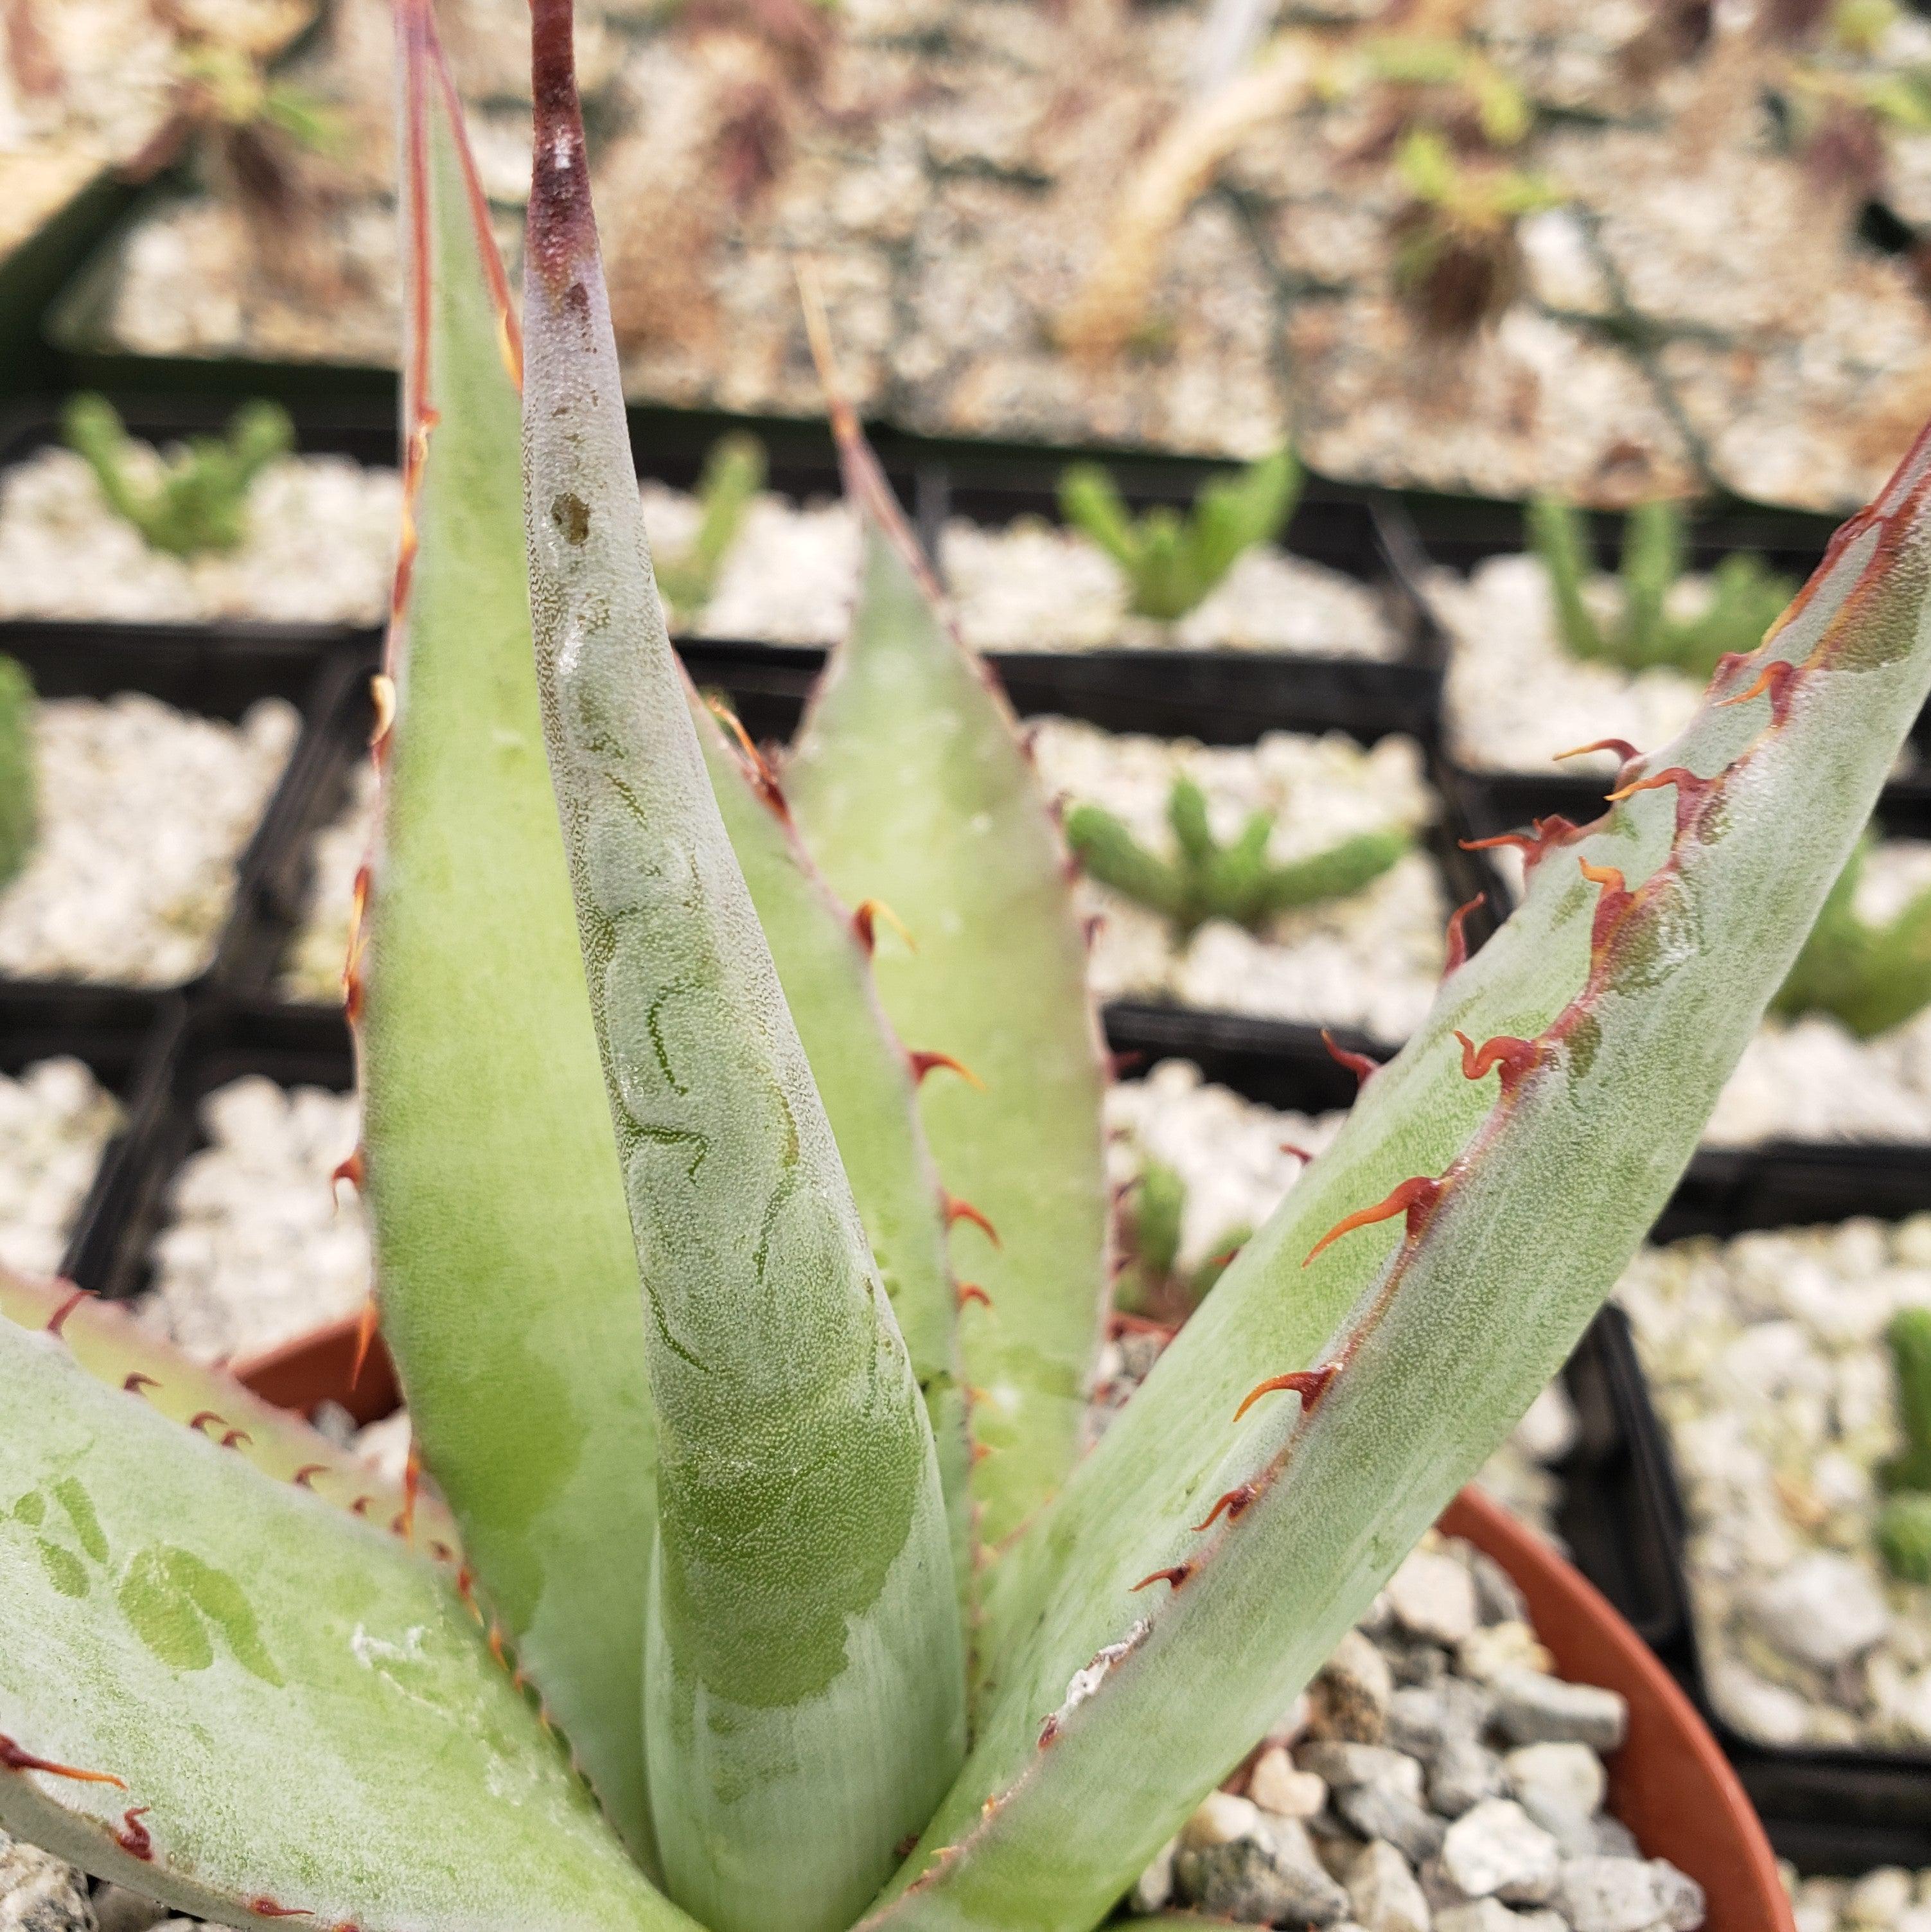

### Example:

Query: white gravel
xmin=138 ymin=1075 xmax=367 ymax=1363
xmin=0 ymin=695 xmax=297 ymax=986
xmin=1432 ymin=553 xmax=1708 ymax=778
xmin=1788 ymin=1865 xmax=1931 ymax=1932
xmin=1100 ymin=1058 xmax=1580 ymax=1537
xmin=1032 ymin=718 xmax=1447 ymax=1041
xmin=281 ymin=762 xmax=378 ymax=1004
xmin=0 ymin=445 xmax=399 ymax=626
xmin=0 ymin=1058 xmax=122 ymax=1277
xmin=639 ymin=481 xmax=1398 ymax=657
xmin=1619 ymin=1214 xmax=1931 ymax=1750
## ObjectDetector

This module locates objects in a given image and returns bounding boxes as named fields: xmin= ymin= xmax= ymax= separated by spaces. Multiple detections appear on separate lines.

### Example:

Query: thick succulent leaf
xmin=784 ymin=435 xmax=1111 ymax=1559
xmin=520 ymin=13 xmax=964 ymax=1932
xmin=0 ymin=1317 xmax=691 ymax=1932
xmin=0 ymin=1272 xmax=459 ymax=1557
xmin=861 ymin=426 xmax=1931 ymax=1932
xmin=355 ymin=0 xmax=657 ymax=1861
xmin=691 ymin=689 xmax=974 ymax=1602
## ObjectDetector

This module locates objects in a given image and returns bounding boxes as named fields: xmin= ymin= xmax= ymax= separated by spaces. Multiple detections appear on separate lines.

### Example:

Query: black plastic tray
xmin=0 ymin=983 xmax=176 ymax=1287
xmin=1580 ymin=1182 xmax=1931 ymax=1874
xmin=81 ymin=1000 xmax=355 ymax=1309
xmin=0 ymin=628 xmax=337 ymax=1001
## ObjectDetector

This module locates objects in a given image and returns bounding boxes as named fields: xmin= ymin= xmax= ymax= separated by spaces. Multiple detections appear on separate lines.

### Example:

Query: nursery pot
xmin=236 ymin=1320 xmax=1794 ymax=1932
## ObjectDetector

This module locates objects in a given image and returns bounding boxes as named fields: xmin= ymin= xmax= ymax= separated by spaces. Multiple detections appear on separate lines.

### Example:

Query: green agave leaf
xmin=355 ymin=0 xmax=657 ymax=1863
xmin=861 ymin=430 xmax=1931 ymax=1932
xmin=691 ymin=690 xmax=974 ymax=1604
xmin=0 ymin=1316 xmax=690 ymax=1932
xmin=0 ymin=1271 xmax=459 ymax=1557
xmin=784 ymin=428 xmax=1111 ymax=1562
xmin=520 ymin=13 xmax=963 ymax=1931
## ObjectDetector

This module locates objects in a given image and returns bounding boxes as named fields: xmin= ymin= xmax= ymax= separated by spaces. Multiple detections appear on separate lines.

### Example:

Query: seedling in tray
xmin=61 ymin=395 xmax=293 ymax=560
xmin=2 ymin=8 xmax=1929 ymax=1932
xmin=1056 ymin=447 xmax=1298 ymax=622
xmin=1114 ymin=1155 xmax=1250 ymax=1324
xmin=1770 ymin=832 xmax=1931 ymax=1038
xmin=1064 ymin=772 xmax=1410 ymax=937
xmin=0 ymin=653 xmax=35 ymax=891
xmin=1878 ymin=1309 xmax=1931 ymax=1581
xmin=651 ymin=432 xmax=766 ymax=626
xmin=1529 ymin=492 xmax=1797 ymax=680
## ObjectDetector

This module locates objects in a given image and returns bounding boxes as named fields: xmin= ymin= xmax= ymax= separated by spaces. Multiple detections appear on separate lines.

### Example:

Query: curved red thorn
xmin=1129 ymin=1564 xmax=1192 ymax=1593
xmin=910 ymin=1050 xmax=983 ymax=1089
xmin=218 ymin=1428 xmax=252 ymax=1451
xmin=247 ymin=1901 xmax=313 ymax=1920
xmin=115 ymin=1807 xmax=153 ymax=1861
xmin=1554 ymin=737 xmax=1641 ymax=767
xmin=971 ymin=1439 xmax=992 ymax=1465
xmin=330 ymin=1148 xmax=364 ymax=1198
xmin=1717 ymin=657 xmax=1795 ymax=711
xmin=1320 ymin=1029 xmax=1378 ymax=1089
xmin=1452 ymin=1029 xmax=1540 ymax=1088
xmin=1442 ymin=893 xmax=1485 ymax=977
xmin=1233 ymin=1363 xmax=1337 ymax=1422
xmin=121 ymin=1372 xmax=159 ymax=1396
xmin=1280 ymin=1142 xmax=1314 ymax=1162
xmin=956 ymin=1282 xmax=992 ymax=1309
xmin=943 ymin=1195 xmax=1001 ymax=1245
xmin=186 ymin=1411 xmax=225 ymax=1437
xmin=292 ymin=1465 xmax=327 ymax=1489
xmin=45 ymin=1288 xmax=89 ymax=1339
xmin=1579 ymin=858 xmax=1628 ymax=892
xmin=350 ymin=1298 xmax=379 ymax=1388
xmin=1304 ymin=1174 xmax=1442 ymax=1268
xmin=488 ymin=1623 xmax=509 ymax=1668
xmin=430 ymin=1540 xmax=455 ymax=1564
xmin=1192 ymin=1483 xmax=1258 ymax=1532
xmin=0 ymin=1735 xmax=126 ymax=1789
xmin=852 ymin=898 xmax=912 ymax=955
xmin=1460 ymin=816 xmax=1583 ymax=874
xmin=1605 ymin=763 xmax=1700 ymax=804
xmin=351 ymin=1496 xmax=375 ymax=1518
xmin=401 ymin=1445 xmax=423 ymax=1546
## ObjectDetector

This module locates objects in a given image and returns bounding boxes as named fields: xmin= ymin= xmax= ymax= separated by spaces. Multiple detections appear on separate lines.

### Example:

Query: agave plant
xmin=4 ymin=6 xmax=1931 ymax=1932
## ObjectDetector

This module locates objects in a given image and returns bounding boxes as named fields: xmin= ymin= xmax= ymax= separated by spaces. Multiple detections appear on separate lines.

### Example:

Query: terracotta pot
xmin=237 ymin=1323 xmax=1793 ymax=1932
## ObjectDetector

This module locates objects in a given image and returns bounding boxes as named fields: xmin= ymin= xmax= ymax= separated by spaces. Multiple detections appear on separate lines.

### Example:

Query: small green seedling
xmin=652 ymin=432 xmax=767 ymax=623
xmin=1528 ymin=494 xmax=1797 ymax=682
xmin=1387 ymin=128 xmax=1560 ymax=337
xmin=1772 ymin=833 xmax=1931 ymax=1039
xmin=1114 ymin=1158 xmax=1250 ymax=1324
xmin=63 ymin=396 xmax=293 ymax=559
xmin=1057 ymin=448 xmax=1299 ymax=623
xmin=1359 ymin=31 xmax=1533 ymax=151
xmin=1066 ymin=773 xmax=1409 ymax=937
xmin=0 ymin=654 xmax=37 ymax=891
xmin=1878 ymin=1307 xmax=1931 ymax=1581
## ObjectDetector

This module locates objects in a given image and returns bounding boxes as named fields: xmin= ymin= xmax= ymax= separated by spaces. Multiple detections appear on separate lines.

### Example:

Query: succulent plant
xmin=652 ymin=433 xmax=768 ymax=626
xmin=1057 ymin=449 xmax=1298 ymax=623
xmin=1113 ymin=1156 xmax=1250 ymax=1325
xmin=1528 ymin=493 xmax=1799 ymax=682
xmin=1386 ymin=129 xmax=1561 ymax=337
xmin=1770 ymin=831 xmax=1931 ymax=1038
xmin=1064 ymin=774 xmax=1409 ymax=937
xmin=62 ymin=396 xmax=293 ymax=560
xmin=1878 ymin=1307 xmax=1931 ymax=1580
xmin=0 ymin=652 xmax=36 ymax=892
xmin=4 ymin=8 xmax=1931 ymax=1932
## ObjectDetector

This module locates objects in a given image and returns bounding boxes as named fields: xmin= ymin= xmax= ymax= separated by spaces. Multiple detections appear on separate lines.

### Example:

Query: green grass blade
xmin=0 ymin=1317 xmax=689 ymax=1932
xmin=862 ymin=421 xmax=1931 ymax=1932
xmin=691 ymin=689 xmax=974 ymax=1604
xmin=785 ymin=427 xmax=1111 ymax=1565
xmin=520 ymin=13 xmax=963 ymax=1930
xmin=355 ymin=0 xmax=657 ymax=1861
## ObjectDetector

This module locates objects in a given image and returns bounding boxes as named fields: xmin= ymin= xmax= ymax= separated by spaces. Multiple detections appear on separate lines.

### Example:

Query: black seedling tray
xmin=0 ymin=983 xmax=177 ymax=1287
xmin=81 ymin=1000 xmax=355 ymax=1309
xmin=1572 ymin=1183 xmax=1931 ymax=1874
xmin=0 ymin=628 xmax=337 ymax=1001
xmin=0 ymin=396 xmax=398 ymax=663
